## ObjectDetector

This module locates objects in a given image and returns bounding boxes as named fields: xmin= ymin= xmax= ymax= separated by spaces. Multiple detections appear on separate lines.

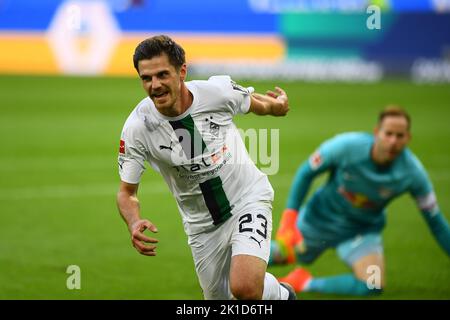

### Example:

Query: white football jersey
xmin=118 ymin=75 xmax=274 ymax=235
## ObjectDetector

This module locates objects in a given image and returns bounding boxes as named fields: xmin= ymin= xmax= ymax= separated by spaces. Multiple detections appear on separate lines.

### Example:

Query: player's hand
xmin=129 ymin=219 xmax=159 ymax=256
xmin=266 ymin=86 xmax=289 ymax=116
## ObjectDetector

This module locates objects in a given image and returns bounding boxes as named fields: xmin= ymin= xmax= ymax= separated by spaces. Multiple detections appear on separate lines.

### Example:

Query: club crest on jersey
xmin=203 ymin=116 xmax=221 ymax=140
xmin=309 ymin=151 xmax=322 ymax=170
xmin=209 ymin=121 xmax=220 ymax=138
xmin=119 ymin=139 xmax=125 ymax=154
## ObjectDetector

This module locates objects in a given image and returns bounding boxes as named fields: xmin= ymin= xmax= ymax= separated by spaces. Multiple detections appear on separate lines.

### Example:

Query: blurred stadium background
xmin=0 ymin=0 xmax=449 ymax=299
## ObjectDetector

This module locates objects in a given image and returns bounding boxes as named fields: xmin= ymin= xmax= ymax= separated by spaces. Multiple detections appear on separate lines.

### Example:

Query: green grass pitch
xmin=0 ymin=74 xmax=448 ymax=299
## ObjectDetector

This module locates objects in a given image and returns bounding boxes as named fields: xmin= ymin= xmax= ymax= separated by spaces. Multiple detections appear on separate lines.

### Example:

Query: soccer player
xmin=116 ymin=35 xmax=295 ymax=300
xmin=270 ymin=107 xmax=450 ymax=296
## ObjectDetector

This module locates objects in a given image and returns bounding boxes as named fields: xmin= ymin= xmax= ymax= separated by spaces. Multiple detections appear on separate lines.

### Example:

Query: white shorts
xmin=187 ymin=201 xmax=273 ymax=300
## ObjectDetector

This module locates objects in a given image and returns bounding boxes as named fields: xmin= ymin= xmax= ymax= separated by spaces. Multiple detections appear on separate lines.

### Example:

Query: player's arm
xmin=277 ymin=136 xmax=344 ymax=239
xmin=248 ymin=87 xmax=289 ymax=116
xmin=286 ymin=161 xmax=320 ymax=211
xmin=117 ymin=181 xmax=159 ymax=256
xmin=416 ymin=193 xmax=450 ymax=257
xmin=286 ymin=136 xmax=342 ymax=212
xmin=276 ymin=154 xmax=330 ymax=244
xmin=410 ymin=165 xmax=450 ymax=256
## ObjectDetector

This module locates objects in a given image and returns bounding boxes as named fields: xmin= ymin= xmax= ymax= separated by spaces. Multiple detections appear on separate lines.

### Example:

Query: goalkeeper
xmin=270 ymin=107 xmax=450 ymax=296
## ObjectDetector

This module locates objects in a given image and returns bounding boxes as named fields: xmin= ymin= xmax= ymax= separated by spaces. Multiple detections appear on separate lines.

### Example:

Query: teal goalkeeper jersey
xmin=292 ymin=132 xmax=439 ymax=240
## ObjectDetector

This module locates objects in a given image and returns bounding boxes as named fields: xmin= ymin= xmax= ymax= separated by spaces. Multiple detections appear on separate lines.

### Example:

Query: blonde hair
xmin=378 ymin=106 xmax=411 ymax=130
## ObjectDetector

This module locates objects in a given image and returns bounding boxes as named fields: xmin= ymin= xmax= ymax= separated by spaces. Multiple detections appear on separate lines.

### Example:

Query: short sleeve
xmin=409 ymin=159 xmax=437 ymax=213
xmin=307 ymin=134 xmax=348 ymax=172
xmin=118 ymin=126 xmax=147 ymax=184
xmin=409 ymin=158 xmax=433 ymax=198
xmin=208 ymin=75 xmax=253 ymax=115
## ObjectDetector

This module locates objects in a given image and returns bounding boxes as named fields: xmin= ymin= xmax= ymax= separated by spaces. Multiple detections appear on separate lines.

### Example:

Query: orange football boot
xmin=278 ymin=267 xmax=312 ymax=293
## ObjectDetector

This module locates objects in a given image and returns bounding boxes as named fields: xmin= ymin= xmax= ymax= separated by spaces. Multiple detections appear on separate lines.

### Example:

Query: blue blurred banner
xmin=0 ymin=0 xmax=449 ymax=82
xmin=1 ymin=0 xmax=449 ymax=31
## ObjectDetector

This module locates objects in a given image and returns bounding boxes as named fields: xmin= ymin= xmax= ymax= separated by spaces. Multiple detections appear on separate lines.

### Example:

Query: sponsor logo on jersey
xmin=338 ymin=186 xmax=377 ymax=209
xmin=173 ymin=144 xmax=232 ymax=181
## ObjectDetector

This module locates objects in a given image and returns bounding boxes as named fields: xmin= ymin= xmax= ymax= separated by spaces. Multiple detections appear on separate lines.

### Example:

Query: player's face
xmin=138 ymin=54 xmax=186 ymax=112
xmin=374 ymin=116 xmax=411 ymax=163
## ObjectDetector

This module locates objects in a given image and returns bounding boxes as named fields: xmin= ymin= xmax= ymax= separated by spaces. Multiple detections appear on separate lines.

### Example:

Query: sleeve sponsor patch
xmin=309 ymin=150 xmax=323 ymax=170
xmin=119 ymin=139 xmax=125 ymax=154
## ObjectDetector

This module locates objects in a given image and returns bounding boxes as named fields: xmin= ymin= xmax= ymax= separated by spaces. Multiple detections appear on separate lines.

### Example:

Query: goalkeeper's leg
xmin=278 ymin=233 xmax=385 ymax=296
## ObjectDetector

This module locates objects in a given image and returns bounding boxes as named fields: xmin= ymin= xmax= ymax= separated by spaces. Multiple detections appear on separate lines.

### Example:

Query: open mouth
xmin=152 ymin=92 xmax=168 ymax=100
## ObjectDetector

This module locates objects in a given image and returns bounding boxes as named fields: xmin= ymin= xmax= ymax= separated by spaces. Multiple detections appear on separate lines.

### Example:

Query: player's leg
xmin=286 ymin=233 xmax=384 ymax=296
xmin=352 ymin=252 xmax=385 ymax=291
xmin=188 ymin=222 xmax=234 ymax=300
xmin=230 ymin=203 xmax=294 ymax=300
xmin=275 ymin=232 xmax=330 ymax=292
xmin=229 ymin=254 xmax=268 ymax=299
xmin=300 ymin=257 xmax=384 ymax=296
xmin=230 ymin=255 xmax=295 ymax=300
xmin=337 ymin=232 xmax=384 ymax=295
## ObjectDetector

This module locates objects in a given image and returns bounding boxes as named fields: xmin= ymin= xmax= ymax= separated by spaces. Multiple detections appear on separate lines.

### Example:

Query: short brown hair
xmin=378 ymin=106 xmax=411 ymax=130
xmin=133 ymin=35 xmax=186 ymax=72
